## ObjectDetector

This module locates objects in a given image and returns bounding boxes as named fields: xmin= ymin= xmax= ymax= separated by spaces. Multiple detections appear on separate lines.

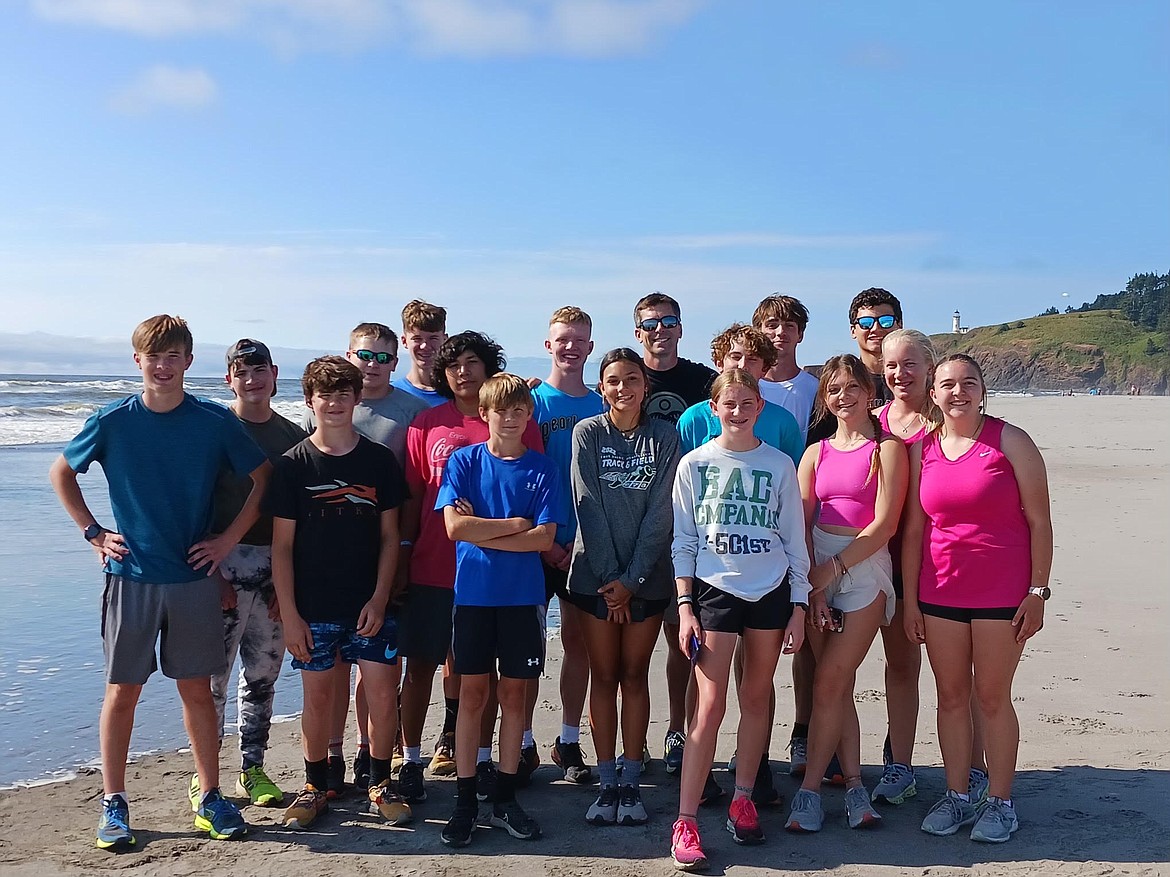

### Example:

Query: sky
xmin=1 ymin=1 xmax=1167 ymax=368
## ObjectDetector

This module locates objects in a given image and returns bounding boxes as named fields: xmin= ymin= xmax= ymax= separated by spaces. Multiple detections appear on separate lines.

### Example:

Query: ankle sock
xmin=495 ymin=769 xmax=516 ymax=804
xmin=306 ymin=758 xmax=329 ymax=790
xmin=791 ymin=723 xmax=809 ymax=740
xmin=404 ymin=746 xmax=422 ymax=763
xmin=620 ymin=755 xmax=642 ymax=789
xmin=328 ymin=737 xmax=344 ymax=759
xmin=477 ymin=747 xmax=492 ymax=764
xmin=456 ymin=775 xmax=477 ymax=809
xmin=522 ymin=729 xmax=535 ymax=748
xmin=103 ymin=791 xmax=127 ymax=805
xmin=560 ymin=724 xmax=580 ymax=744
xmin=597 ymin=759 xmax=618 ymax=789
xmin=370 ymin=757 xmax=391 ymax=788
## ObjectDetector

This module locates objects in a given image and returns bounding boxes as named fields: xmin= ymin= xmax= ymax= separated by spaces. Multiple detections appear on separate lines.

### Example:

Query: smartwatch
xmin=83 ymin=523 xmax=104 ymax=542
xmin=1028 ymin=586 xmax=1051 ymax=601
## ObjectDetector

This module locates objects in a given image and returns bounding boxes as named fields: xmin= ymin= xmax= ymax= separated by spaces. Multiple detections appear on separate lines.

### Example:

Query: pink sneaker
xmin=670 ymin=818 xmax=707 ymax=871
xmin=726 ymin=795 xmax=764 ymax=845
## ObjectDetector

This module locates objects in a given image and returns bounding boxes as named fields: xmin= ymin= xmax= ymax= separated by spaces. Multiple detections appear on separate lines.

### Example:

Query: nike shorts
xmin=292 ymin=619 xmax=399 ymax=672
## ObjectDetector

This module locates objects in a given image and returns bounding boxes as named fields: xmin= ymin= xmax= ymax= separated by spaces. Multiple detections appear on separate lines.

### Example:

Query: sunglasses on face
xmin=854 ymin=314 xmax=897 ymax=330
xmin=637 ymin=315 xmax=681 ymax=331
xmin=350 ymin=349 xmax=395 ymax=364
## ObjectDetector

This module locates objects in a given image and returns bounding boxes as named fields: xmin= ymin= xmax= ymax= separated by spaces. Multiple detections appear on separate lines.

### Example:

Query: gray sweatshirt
xmin=568 ymin=414 xmax=681 ymax=601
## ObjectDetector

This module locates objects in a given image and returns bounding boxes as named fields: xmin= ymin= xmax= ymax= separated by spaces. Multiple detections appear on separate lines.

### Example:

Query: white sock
xmin=522 ymin=729 xmax=535 ymax=748
xmin=560 ymin=723 xmax=580 ymax=744
xmin=103 ymin=791 xmax=128 ymax=804
xmin=477 ymin=747 xmax=492 ymax=764
xmin=404 ymin=746 xmax=422 ymax=764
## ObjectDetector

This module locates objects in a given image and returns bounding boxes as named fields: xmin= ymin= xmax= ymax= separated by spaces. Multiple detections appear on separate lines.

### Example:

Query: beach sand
xmin=1 ymin=396 xmax=1167 ymax=876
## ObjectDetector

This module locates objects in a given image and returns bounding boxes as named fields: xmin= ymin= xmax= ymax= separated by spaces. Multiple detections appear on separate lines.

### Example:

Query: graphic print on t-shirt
xmin=599 ymin=445 xmax=656 ymax=491
xmin=694 ymin=464 xmax=781 ymax=532
xmin=307 ymin=480 xmax=378 ymax=506
xmin=647 ymin=391 xmax=689 ymax=424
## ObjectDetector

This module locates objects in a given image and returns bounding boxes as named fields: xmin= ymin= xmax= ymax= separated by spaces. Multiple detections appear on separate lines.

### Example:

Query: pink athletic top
xmin=878 ymin=405 xmax=927 ymax=444
xmin=917 ymin=416 xmax=1031 ymax=608
xmin=879 ymin=405 xmax=927 ymax=580
xmin=814 ymin=439 xmax=878 ymax=529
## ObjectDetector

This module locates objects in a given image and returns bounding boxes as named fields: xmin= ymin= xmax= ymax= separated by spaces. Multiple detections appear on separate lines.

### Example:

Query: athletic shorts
xmin=563 ymin=591 xmax=669 ymax=624
xmin=452 ymin=604 xmax=546 ymax=679
xmin=397 ymin=583 xmax=455 ymax=664
xmin=812 ymin=527 xmax=895 ymax=625
xmin=892 ymin=571 xmax=904 ymax=601
xmin=543 ymin=563 xmax=570 ymax=603
xmin=694 ymin=576 xmax=794 ymax=634
xmin=292 ymin=619 xmax=399 ymax=672
xmin=919 ymin=602 xmax=1018 ymax=623
xmin=101 ymin=574 xmax=226 ymax=685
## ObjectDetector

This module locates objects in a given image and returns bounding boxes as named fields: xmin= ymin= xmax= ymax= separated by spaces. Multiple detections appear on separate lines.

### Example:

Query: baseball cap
xmin=225 ymin=338 xmax=273 ymax=368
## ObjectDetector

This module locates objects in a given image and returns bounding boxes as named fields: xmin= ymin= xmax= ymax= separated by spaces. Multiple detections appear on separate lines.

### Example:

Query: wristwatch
xmin=83 ymin=523 xmax=104 ymax=542
xmin=793 ymin=601 xmax=809 ymax=612
xmin=1028 ymin=586 xmax=1051 ymax=601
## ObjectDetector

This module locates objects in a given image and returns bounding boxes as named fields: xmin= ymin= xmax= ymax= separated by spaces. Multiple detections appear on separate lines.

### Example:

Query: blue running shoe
xmin=970 ymin=797 xmax=1018 ymax=843
xmin=968 ymin=768 xmax=990 ymax=805
xmin=96 ymin=795 xmax=135 ymax=851
xmin=194 ymin=788 xmax=249 ymax=840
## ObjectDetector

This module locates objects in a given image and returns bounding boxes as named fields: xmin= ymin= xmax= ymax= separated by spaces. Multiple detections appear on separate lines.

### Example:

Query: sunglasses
xmin=637 ymin=315 xmax=681 ymax=331
xmin=350 ymin=349 xmax=395 ymax=364
xmin=854 ymin=314 xmax=897 ymax=330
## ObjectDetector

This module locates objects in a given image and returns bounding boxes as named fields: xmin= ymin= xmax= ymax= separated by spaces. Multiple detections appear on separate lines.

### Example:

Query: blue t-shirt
xmin=63 ymin=393 xmax=267 ymax=584
xmin=531 ymin=382 xmax=605 ymax=546
xmin=677 ymin=399 xmax=804 ymax=468
xmin=391 ymin=377 xmax=445 ymax=408
xmin=435 ymin=443 xmax=565 ymax=607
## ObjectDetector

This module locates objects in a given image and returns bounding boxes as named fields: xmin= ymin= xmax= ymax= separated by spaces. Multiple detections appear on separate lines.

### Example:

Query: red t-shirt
xmin=405 ymin=401 xmax=544 ymax=588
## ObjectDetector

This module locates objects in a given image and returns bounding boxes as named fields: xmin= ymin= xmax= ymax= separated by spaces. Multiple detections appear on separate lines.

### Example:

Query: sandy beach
xmin=1 ymin=395 xmax=1167 ymax=876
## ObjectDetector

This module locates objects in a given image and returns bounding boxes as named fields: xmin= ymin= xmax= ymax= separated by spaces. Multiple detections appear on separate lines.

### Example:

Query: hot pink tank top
xmin=814 ymin=438 xmax=878 ymax=529
xmin=879 ymin=405 xmax=926 ymax=578
xmin=878 ymin=405 xmax=927 ymax=443
xmin=917 ymin=417 xmax=1031 ymax=608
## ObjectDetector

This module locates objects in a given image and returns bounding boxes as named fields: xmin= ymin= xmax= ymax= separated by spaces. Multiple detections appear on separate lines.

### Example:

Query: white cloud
xmin=109 ymin=65 xmax=218 ymax=114
xmin=631 ymin=231 xmax=939 ymax=250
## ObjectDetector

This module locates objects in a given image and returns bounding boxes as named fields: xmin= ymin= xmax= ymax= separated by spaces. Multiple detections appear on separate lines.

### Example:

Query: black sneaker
xmin=516 ymin=743 xmax=539 ymax=788
xmin=700 ymin=770 xmax=724 ymax=806
xmin=441 ymin=805 xmax=477 ymax=847
xmin=491 ymin=799 xmax=541 ymax=840
xmin=326 ymin=755 xmax=346 ymax=800
xmin=352 ymin=749 xmax=371 ymax=791
xmin=551 ymin=737 xmax=594 ymax=785
xmin=752 ymin=755 xmax=782 ymax=807
xmin=398 ymin=760 xmax=427 ymax=803
xmin=476 ymin=760 xmax=498 ymax=802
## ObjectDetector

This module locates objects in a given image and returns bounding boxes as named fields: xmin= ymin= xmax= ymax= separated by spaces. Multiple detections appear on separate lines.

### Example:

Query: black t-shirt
xmin=645 ymin=358 xmax=718 ymax=425
xmin=805 ymin=369 xmax=893 ymax=446
xmin=267 ymin=435 xmax=406 ymax=624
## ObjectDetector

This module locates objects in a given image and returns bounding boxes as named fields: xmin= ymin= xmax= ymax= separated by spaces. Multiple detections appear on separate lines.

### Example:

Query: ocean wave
xmin=0 ymin=378 xmax=141 ymax=394
xmin=0 ymin=403 xmax=103 ymax=418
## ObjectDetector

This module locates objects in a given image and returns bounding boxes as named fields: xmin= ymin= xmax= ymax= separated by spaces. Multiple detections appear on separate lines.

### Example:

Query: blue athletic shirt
xmin=391 ymin=377 xmax=445 ymax=408
xmin=531 ymin=382 xmax=605 ymax=546
xmin=435 ymin=443 xmax=565 ymax=607
xmin=677 ymin=399 xmax=804 ymax=468
xmin=63 ymin=393 xmax=267 ymax=584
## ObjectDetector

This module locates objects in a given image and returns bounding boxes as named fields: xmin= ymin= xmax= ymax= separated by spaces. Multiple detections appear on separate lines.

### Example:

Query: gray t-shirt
xmin=303 ymin=388 xmax=427 ymax=466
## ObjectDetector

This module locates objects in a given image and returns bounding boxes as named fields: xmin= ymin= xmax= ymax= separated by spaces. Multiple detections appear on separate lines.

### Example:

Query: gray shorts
xmin=101 ymin=574 xmax=228 ymax=684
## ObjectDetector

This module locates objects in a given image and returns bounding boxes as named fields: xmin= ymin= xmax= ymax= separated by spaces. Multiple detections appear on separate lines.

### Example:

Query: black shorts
xmin=919 ymin=602 xmax=1018 ymax=623
xmin=695 ymin=576 xmax=794 ymax=634
xmin=543 ymin=563 xmax=570 ymax=603
xmin=452 ymin=604 xmax=546 ymax=679
xmin=562 ymin=591 xmax=669 ymax=624
xmin=892 ymin=571 xmax=904 ymax=600
xmin=397 ymin=584 xmax=455 ymax=664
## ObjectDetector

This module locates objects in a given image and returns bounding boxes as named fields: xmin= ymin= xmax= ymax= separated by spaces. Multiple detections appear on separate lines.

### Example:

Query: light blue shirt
xmin=677 ymin=399 xmax=803 ymax=468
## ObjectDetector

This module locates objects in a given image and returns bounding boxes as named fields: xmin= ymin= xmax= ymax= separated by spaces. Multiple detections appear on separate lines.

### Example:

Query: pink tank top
xmin=814 ymin=438 xmax=878 ymax=529
xmin=878 ymin=405 xmax=927 ymax=443
xmin=879 ymin=405 xmax=927 ymax=578
xmin=917 ymin=417 xmax=1031 ymax=608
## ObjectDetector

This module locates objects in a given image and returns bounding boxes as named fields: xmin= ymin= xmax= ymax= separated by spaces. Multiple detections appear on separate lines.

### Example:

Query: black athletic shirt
xmin=645 ymin=358 xmax=718 ymax=425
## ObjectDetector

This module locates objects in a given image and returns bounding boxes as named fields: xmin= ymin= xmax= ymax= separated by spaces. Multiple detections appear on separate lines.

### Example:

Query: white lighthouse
xmin=953 ymin=310 xmax=962 ymax=334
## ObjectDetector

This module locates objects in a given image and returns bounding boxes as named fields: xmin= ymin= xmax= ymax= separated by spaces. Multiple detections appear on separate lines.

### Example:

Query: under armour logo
xmin=526 ymin=657 xmax=540 ymax=667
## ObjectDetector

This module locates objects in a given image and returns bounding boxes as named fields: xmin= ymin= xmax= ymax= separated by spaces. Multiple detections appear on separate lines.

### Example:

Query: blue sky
xmin=1 ymin=1 xmax=1166 ymax=368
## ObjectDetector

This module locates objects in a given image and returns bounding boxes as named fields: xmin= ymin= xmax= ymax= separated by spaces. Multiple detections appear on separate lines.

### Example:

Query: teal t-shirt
xmin=677 ymin=399 xmax=803 ymax=468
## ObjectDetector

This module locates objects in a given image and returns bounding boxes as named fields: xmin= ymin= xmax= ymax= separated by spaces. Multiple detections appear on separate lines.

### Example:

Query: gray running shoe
xmin=921 ymin=790 xmax=978 ymax=836
xmin=845 ymin=786 xmax=882 ymax=829
xmin=970 ymin=797 xmax=1018 ymax=843
xmin=616 ymin=785 xmax=648 ymax=826
xmin=871 ymin=763 xmax=917 ymax=805
xmin=586 ymin=786 xmax=618 ymax=825
xmin=784 ymin=788 xmax=824 ymax=833
xmin=787 ymin=737 xmax=807 ymax=776
xmin=968 ymin=768 xmax=989 ymax=805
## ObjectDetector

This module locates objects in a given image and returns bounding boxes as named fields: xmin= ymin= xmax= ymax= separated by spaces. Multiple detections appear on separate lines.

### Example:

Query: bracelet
xmin=833 ymin=554 xmax=849 ymax=575
xmin=676 ymin=594 xmax=695 ymax=607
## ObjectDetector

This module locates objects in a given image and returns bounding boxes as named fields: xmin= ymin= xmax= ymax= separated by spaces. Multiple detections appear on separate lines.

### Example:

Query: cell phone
xmin=826 ymin=607 xmax=845 ymax=633
xmin=687 ymin=633 xmax=701 ymax=665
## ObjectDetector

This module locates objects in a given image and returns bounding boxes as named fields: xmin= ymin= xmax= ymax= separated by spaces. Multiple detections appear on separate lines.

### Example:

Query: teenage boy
xmin=632 ymin=292 xmax=716 ymax=776
xmin=49 ymin=315 xmax=268 ymax=850
xmin=752 ymin=295 xmax=820 ymax=441
xmin=210 ymin=339 xmax=308 ymax=808
xmin=528 ymin=306 xmax=605 ymax=785
xmin=393 ymin=299 xmax=449 ymax=407
xmin=271 ymin=356 xmax=411 ymax=830
xmin=397 ymin=332 xmax=543 ymax=805
xmin=437 ymin=374 xmax=565 ymax=847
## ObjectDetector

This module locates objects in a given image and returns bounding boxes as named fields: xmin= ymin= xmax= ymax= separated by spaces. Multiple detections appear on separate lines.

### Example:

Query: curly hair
xmin=709 ymin=323 xmax=779 ymax=371
xmin=430 ymin=331 xmax=507 ymax=399
xmin=848 ymin=287 xmax=903 ymax=326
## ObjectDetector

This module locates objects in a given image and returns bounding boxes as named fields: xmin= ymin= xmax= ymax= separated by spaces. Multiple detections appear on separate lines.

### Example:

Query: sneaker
xmin=617 ymin=785 xmax=648 ymax=826
xmin=429 ymin=731 xmax=457 ymax=776
xmin=476 ymin=760 xmax=498 ymax=802
xmin=751 ymin=755 xmax=781 ymax=807
xmin=96 ymin=795 xmax=136 ymax=851
xmin=882 ymin=732 xmax=893 ymax=768
xmin=726 ymin=796 xmax=764 ymax=845
xmin=586 ymin=785 xmax=619 ymax=825
xmin=391 ymin=740 xmax=404 ymax=776
xmin=970 ymin=797 xmax=1019 ymax=843
xmin=551 ymin=737 xmax=594 ymax=784
xmin=670 ymin=818 xmax=707 ymax=872
xmin=663 ymin=730 xmax=686 ymax=775
xmin=282 ymin=785 xmax=328 ymax=829
xmin=822 ymin=754 xmax=845 ymax=786
xmin=491 ymin=799 xmax=541 ymax=839
xmin=871 ymin=763 xmax=917 ymax=805
xmin=921 ymin=790 xmax=978 ymax=836
xmin=788 ymin=736 xmax=807 ymax=776
xmin=194 ymin=788 xmax=249 ymax=840
xmin=237 ymin=764 xmax=284 ymax=807
xmin=968 ymin=767 xmax=990 ymax=805
xmin=368 ymin=779 xmax=413 ymax=825
xmin=700 ymin=770 xmax=724 ymax=806
xmin=516 ymin=742 xmax=540 ymax=788
xmin=352 ymin=748 xmax=371 ymax=790
xmin=845 ymin=786 xmax=882 ymax=829
xmin=326 ymin=754 xmax=346 ymax=799
xmin=785 ymin=789 xmax=825 ymax=833
xmin=398 ymin=760 xmax=427 ymax=803
xmin=441 ymin=805 xmax=477 ymax=847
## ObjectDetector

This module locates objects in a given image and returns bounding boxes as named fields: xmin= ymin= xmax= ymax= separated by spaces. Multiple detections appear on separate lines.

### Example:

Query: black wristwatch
xmin=793 ymin=601 xmax=809 ymax=612
xmin=83 ymin=523 xmax=104 ymax=542
xmin=1027 ymin=586 xmax=1051 ymax=601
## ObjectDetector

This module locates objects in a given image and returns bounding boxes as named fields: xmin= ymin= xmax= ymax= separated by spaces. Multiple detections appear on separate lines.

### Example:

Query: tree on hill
xmin=1040 ymin=306 xmax=1059 ymax=316
xmin=1076 ymin=272 xmax=1170 ymax=331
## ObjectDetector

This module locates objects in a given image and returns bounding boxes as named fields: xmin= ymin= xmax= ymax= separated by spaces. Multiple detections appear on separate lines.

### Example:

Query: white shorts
xmin=812 ymin=527 xmax=895 ymax=625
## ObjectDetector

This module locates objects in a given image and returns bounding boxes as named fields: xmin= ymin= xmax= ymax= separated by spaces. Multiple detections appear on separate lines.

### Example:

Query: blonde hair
xmin=349 ymin=322 xmax=397 ymax=349
xmin=710 ymin=323 xmax=778 ymax=370
xmin=709 ymin=368 xmax=762 ymax=404
xmin=132 ymin=314 xmax=193 ymax=355
xmin=478 ymin=373 xmax=534 ymax=412
xmin=549 ymin=306 xmax=592 ymax=329
xmin=882 ymin=328 xmax=941 ymax=427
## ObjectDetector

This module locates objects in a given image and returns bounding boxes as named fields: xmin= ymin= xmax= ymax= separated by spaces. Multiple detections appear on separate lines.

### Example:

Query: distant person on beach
xmin=902 ymin=354 xmax=1053 ymax=844
xmin=393 ymin=299 xmax=449 ymax=407
xmin=208 ymin=339 xmax=308 ymax=810
xmin=270 ymin=356 xmax=411 ymax=831
xmin=785 ymin=354 xmax=907 ymax=835
xmin=437 ymin=373 xmax=564 ymax=847
xmin=528 ymin=307 xmax=606 ymax=786
xmin=49 ymin=314 xmax=268 ymax=850
xmin=669 ymin=369 xmax=808 ymax=870
xmin=752 ymin=295 xmax=820 ymax=441
xmin=568 ymin=348 xmax=679 ymax=827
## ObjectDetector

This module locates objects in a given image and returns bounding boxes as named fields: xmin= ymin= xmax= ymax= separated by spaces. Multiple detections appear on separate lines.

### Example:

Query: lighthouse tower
xmin=953 ymin=310 xmax=962 ymax=334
